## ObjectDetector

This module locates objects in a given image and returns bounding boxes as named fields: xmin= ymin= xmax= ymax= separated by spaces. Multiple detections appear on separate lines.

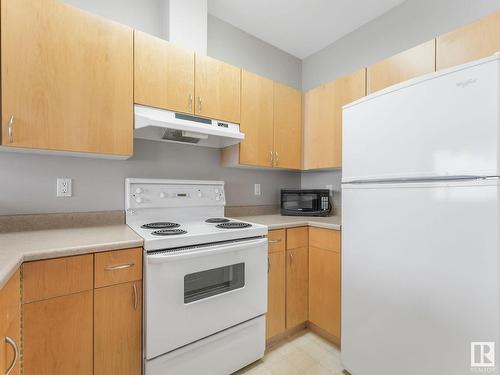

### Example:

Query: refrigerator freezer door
xmin=342 ymin=53 xmax=500 ymax=183
xmin=342 ymin=179 xmax=499 ymax=375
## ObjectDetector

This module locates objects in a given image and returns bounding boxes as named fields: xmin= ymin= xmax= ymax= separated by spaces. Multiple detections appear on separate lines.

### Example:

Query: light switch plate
xmin=254 ymin=184 xmax=261 ymax=196
xmin=57 ymin=178 xmax=72 ymax=197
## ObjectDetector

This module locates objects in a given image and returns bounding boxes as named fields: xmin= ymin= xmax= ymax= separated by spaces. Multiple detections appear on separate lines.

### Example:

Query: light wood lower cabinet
xmin=0 ymin=270 xmax=21 ymax=375
xmin=266 ymin=251 xmax=286 ymax=339
xmin=22 ymin=248 xmax=143 ymax=375
xmin=309 ymin=246 xmax=341 ymax=338
xmin=94 ymin=281 xmax=142 ymax=375
xmin=23 ymin=291 xmax=94 ymax=375
xmin=286 ymin=246 xmax=308 ymax=329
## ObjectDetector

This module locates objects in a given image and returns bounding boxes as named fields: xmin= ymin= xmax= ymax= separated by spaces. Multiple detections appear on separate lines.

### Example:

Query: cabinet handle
xmin=268 ymin=239 xmax=281 ymax=244
xmin=7 ymin=115 xmax=14 ymax=144
xmin=289 ymin=252 xmax=293 ymax=265
xmin=275 ymin=151 xmax=279 ymax=165
xmin=5 ymin=336 xmax=18 ymax=375
xmin=268 ymin=257 xmax=270 ymax=273
xmin=270 ymin=151 xmax=274 ymax=166
xmin=105 ymin=263 xmax=134 ymax=271
xmin=188 ymin=94 xmax=193 ymax=112
xmin=133 ymin=283 xmax=138 ymax=310
xmin=198 ymin=97 xmax=202 ymax=112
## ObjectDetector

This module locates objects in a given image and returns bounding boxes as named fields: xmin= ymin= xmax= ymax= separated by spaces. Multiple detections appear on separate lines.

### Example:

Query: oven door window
xmin=184 ymin=263 xmax=245 ymax=304
xmin=283 ymin=193 xmax=319 ymax=212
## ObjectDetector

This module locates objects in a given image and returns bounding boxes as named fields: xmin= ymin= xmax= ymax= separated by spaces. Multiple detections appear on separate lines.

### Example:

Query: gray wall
xmin=0 ymin=1 xmax=302 ymax=215
xmin=64 ymin=0 xmax=165 ymax=37
xmin=302 ymin=0 xmax=500 ymax=90
xmin=0 ymin=141 xmax=299 ymax=215
xmin=208 ymin=15 xmax=302 ymax=89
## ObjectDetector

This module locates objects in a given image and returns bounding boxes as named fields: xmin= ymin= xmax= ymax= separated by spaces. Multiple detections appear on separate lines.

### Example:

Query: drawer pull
xmin=7 ymin=115 xmax=14 ymax=144
xmin=268 ymin=239 xmax=282 ymax=244
xmin=105 ymin=263 xmax=134 ymax=271
xmin=133 ymin=283 xmax=138 ymax=310
xmin=5 ymin=336 xmax=18 ymax=375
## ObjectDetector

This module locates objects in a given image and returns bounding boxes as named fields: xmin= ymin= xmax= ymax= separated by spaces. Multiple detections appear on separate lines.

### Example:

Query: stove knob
xmin=159 ymin=192 xmax=166 ymax=198
xmin=214 ymin=188 xmax=219 ymax=194
xmin=135 ymin=197 xmax=143 ymax=204
xmin=135 ymin=188 xmax=142 ymax=194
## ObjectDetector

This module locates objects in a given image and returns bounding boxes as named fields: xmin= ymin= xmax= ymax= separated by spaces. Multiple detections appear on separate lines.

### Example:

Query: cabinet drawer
xmin=23 ymin=255 xmax=93 ymax=303
xmin=268 ymin=229 xmax=285 ymax=253
xmin=286 ymin=227 xmax=308 ymax=250
xmin=309 ymin=227 xmax=341 ymax=252
xmin=94 ymin=248 xmax=143 ymax=288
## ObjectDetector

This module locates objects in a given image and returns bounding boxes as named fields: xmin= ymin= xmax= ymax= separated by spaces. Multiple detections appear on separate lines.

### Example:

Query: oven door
xmin=282 ymin=191 xmax=322 ymax=215
xmin=145 ymin=237 xmax=268 ymax=359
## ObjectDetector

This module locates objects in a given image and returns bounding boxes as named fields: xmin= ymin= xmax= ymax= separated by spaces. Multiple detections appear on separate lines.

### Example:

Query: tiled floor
xmin=234 ymin=330 xmax=345 ymax=375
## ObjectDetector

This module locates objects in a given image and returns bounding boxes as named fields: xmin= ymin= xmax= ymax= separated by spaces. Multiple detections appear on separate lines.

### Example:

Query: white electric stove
xmin=125 ymin=178 xmax=268 ymax=375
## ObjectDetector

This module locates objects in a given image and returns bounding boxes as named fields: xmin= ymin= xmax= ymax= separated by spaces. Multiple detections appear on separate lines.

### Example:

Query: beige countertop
xmin=233 ymin=214 xmax=341 ymax=231
xmin=0 ymin=225 xmax=143 ymax=289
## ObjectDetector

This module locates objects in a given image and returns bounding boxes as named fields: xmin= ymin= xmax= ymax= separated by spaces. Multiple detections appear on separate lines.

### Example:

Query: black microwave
xmin=281 ymin=189 xmax=332 ymax=217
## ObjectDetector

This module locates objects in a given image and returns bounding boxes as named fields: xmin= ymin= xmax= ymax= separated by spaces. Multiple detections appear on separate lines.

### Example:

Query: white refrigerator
xmin=341 ymin=53 xmax=500 ymax=375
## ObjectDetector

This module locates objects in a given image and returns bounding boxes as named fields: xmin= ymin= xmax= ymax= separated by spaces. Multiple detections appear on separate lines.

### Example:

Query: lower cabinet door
xmin=309 ymin=246 xmax=341 ymax=338
xmin=94 ymin=281 xmax=142 ymax=375
xmin=23 ymin=291 xmax=93 ymax=375
xmin=1 ymin=270 xmax=21 ymax=375
xmin=266 ymin=252 xmax=286 ymax=339
xmin=286 ymin=247 xmax=308 ymax=328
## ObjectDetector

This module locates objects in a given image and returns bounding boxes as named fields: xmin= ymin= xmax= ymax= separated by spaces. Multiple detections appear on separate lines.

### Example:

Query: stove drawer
xmin=94 ymin=248 xmax=143 ymax=288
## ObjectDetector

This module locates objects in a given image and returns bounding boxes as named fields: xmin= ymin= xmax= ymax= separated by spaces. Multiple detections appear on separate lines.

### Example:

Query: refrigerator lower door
xmin=342 ymin=179 xmax=499 ymax=375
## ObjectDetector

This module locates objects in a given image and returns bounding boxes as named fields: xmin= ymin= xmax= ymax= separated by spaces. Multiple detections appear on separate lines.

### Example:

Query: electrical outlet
xmin=254 ymin=184 xmax=261 ymax=196
xmin=57 ymin=178 xmax=72 ymax=197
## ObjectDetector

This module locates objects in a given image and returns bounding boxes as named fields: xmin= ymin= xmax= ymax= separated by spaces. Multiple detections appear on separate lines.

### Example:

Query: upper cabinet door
xmin=437 ymin=11 xmax=500 ymax=70
xmin=195 ymin=54 xmax=241 ymax=123
xmin=303 ymin=82 xmax=335 ymax=170
xmin=134 ymin=31 xmax=195 ymax=114
xmin=239 ymin=70 xmax=274 ymax=167
xmin=273 ymin=83 xmax=303 ymax=169
xmin=367 ymin=40 xmax=436 ymax=94
xmin=304 ymin=69 xmax=366 ymax=169
xmin=1 ymin=0 xmax=134 ymax=156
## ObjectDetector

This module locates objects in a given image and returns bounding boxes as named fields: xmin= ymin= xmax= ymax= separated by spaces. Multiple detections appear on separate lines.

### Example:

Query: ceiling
xmin=208 ymin=0 xmax=407 ymax=59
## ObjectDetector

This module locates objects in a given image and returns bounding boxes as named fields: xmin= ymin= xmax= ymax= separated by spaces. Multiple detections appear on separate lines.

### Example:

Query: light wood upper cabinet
xmin=0 ymin=270 xmax=21 ymax=375
xmin=368 ymin=40 xmax=436 ymax=94
xmin=304 ymin=69 xmax=366 ymax=169
xmin=239 ymin=70 xmax=274 ymax=167
xmin=195 ymin=54 xmax=241 ymax=123
xmin=273 ymin=83 xmax=303 ymax=169
xmin=286 ymin=246 xmax=308 ymax=329
xmin=1 ymin=0 xmax=134 ymax=156
xmin=267 ymin=251 xmax=286 ymax=339
xmin=23 ymin=291 xmax=94 ymax=375
xmin=437 ymin=11 xmax=500 ymax=70
xmin=94 ymin=281 xmax=142 ymax=375
xmin=134 ymin=31 xmax=195 ymax=114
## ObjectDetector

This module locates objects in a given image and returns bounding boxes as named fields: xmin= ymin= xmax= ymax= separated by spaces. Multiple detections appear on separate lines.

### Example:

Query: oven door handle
xmin=147 ymin=237 xmax=268 ymax=263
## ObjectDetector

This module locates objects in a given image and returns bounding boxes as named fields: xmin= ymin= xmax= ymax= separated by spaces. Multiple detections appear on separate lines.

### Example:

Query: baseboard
xmin=306 ymin=321 xmax=341 ymax=348
xmin=265 ymin=322 xmax=307 ymax=351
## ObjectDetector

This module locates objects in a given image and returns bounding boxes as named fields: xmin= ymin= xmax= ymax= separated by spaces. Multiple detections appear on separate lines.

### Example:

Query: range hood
xmin=134 ymin=105 xmax=245 ymax=148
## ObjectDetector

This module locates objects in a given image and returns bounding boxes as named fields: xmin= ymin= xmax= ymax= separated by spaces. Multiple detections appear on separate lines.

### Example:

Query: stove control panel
xmin=126 ymin=179 xmax=226 ymax=209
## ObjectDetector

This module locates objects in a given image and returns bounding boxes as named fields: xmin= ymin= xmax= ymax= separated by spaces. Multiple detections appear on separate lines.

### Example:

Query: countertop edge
xmin=0 ymin=230 xmax=143 ymax=289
